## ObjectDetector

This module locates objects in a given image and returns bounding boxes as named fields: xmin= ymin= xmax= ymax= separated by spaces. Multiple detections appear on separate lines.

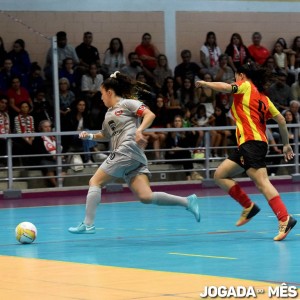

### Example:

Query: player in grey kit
xmin=68 ymin=71 xmax=201 ymax=233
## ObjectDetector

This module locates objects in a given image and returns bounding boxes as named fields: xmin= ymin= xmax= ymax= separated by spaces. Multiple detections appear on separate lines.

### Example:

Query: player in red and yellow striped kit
xmin=196 ymin=64 xmax=297 ymax=241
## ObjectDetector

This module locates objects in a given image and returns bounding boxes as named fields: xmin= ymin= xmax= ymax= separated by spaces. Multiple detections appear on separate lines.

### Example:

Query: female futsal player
xmin=195 ymin=63 xmax=297 ymax=241
xmin=68 ymin=71 xmax=201 ymax=234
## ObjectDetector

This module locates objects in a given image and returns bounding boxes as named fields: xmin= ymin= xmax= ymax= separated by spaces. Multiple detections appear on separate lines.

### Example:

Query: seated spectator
xmin=75 ymin=31 xmax=101 ymax=73
xmin=7 ymin=39 xmax=31 ymax=84
xmin=0 ymin=95 xmax=10 ymax=165
xmin=265 ymin=128 xmax=282 ymax=176
xmin=102 ymin=38 xmax=126 ymax=78
xmin=212 ymin=53 xmax=235 ymax=83
xmin=13 ymin=101 xmax=35 ymax=165
xmin=272 ymin=40 xmax=289 ymax=75
xmin=0 ymin=36 xmax=7 ymax=68
xmin=120 ymin=52 xmax=144 ymax=80
xmin=200 ymin=31 xmax=222 ymax=75
xmin=267 ymin=71 xmax=292 ymax=112
xmin=27 ymin=62 xmax=46 ymax=98
xmin=177 ymin=77 xmax=198 ymax=108
xmin=7 ymin=76 xmax=32 ymax=121
xmin=135 ymin=32 xmax=160 ymax=73
xmin=0 ymin=58 xmax=20 ymax=93
xmin=62 ymin=99 xmax=104 ymax=166
xmin=282 ymin=109 xmax=298 ymax=146
xmin=32 ymin=120 xmax=67 ymax=187
xmin=31 ymin=89 xmax=54 ymax=131
xmin=45 ymin=31 xmax=79 ymax=80
xmin=165 ymin=115 xmax=201 ymax=181
xmin=275 ymin=37 xmax=296 ymax=70
xmin=225 ymin=33 xmax=252 ymax=72
xmin=174 ymin=49 xmax=202 ymax=87
xmin=144 ymin=94 xmax=168 ymax=162
xmin=80 ymin=63 xmax=103 ymax=103
xmin=208 ymin=105 xmax=232 ymax=157
xmin=59 ymin=57 xmax=81 ymax=94
xmin=248 ymin=32 xmax=270 ymax=66
xmin=291 ymin=73 xmax=300 ymax=101
xmin=153 ymin=54 xmax=173 ymax=90
xmin=282 ymin=100 xmax=300 ymax=122
xmin=58 ymin=77 xmax=75 ymax=118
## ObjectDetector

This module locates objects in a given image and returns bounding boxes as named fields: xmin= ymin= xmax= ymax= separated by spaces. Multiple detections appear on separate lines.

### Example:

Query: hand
xmin=195 ymin=80 xmax=205 ymax=88
xmin=79 ymin=131 xmax=91 ymax=140
xmin=283 ymin=144 xmax=294 ymax=162
xmin=135 ymin=130 xmax=149 ymax=149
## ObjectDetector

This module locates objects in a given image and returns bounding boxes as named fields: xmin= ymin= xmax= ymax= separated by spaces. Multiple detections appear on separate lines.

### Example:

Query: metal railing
xmin=0 ymin=124 xmax=299 ymax=193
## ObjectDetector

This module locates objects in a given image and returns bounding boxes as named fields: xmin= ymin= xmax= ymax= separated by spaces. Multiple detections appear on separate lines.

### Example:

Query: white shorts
xmin=100 ymin=152 xmax=151 ymax=185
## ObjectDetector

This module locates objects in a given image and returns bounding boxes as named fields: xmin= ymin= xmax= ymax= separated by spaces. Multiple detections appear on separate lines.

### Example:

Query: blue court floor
xmin=0 ymin=189 xmax=299 ymax=289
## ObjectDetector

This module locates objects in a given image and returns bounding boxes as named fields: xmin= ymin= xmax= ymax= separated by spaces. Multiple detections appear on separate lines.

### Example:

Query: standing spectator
xmin=102 ymin=38 xmax=126 ymax=78
xmin=75 ymin=31 xmax=101 ymax=72
xmin=45 ymin=31 xmax=79 ymax=79
xmin=7 ymin=76 xmax=32 ymax=120
xmin=0 ymin=95 xmax=10 ymax=165
xmin=0 ymin=37 xmax=7 ymax=68
xmin=7 ymin=39 xmax=31 ymax=85
xmin=32 ymin=120 xmax=67 ymax=187
xmin=153 ymin=54 xmax=173 ymax=90
xmin=135 ymin=33 xmax=160 ymax=73
xmin=225 ymin=33 xmax=252 ymax=72
xmin=174 ymin=49 xmax=202 ymax=87
xmin=200 ymin=31 xmax=222 ymax=75
xmin=248 ymin=32 xmax=270 ymax=66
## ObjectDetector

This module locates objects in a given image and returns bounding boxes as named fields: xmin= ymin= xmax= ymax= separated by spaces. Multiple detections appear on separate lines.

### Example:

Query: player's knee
xmin=137 ymin=192 xmax=152 ymax=204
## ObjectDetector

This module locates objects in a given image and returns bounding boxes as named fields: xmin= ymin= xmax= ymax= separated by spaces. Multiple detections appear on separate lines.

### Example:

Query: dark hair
xmin=236 ymin=62 xmax=271 ymax=93
xmin=56 ymin=31 xmax=67 ymax=40
xmin=14 ymin=39 xmax=25 ymax=49
xmin=101 ymin=71 xmax=151 ymax=99
xmin=204 ymin=31 xmax=217 ymax=48
xmin=107 ymin=38 xmax=124 ymax=54
xmin=18 ymin=101 xmax=32 ymax=110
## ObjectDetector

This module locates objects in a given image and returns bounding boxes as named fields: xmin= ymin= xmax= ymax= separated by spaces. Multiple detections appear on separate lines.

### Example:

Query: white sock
xmin=151 ymin=192 xmax=188 ymax=207
xmin=84 ymin=186 xmax=101 ymax=225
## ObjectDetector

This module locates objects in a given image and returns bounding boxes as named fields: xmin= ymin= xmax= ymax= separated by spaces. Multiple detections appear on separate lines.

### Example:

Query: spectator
xmin=143 ymin=94 xmax=168 ymax=162
xmin=282 ymin=100 xmax=300 ymax=123
xmin=248 ymin=32 xmax=270 ymax=66
xmin=165 ymin=115 xmax=201 ymax=181
xmin=0 ymin=37 xmax=7 ymax=68
xmin=81 ymin=63 xmax=103 ymax=102
xmin=153 ymin=54 xmax=173 ymax=89
xmin=32 ymin=120 xmax=67 ymax=187
xmin=212 ymin=53 xmax=235 ymax=83
xmin=13 ymin=101 xmax=35 ymax=165
xmin=75 ymin=31 xmax=101 ymax=72
xmin=265 ymin=128 xmax=282 ymax=176
xmin=7 ymin=76 xmax=32 ymax=120
xmin=291 ymin=73 xmax=300 ymax=101
xmin=174 ymin=49 xmax=201 ymax=87
xmin=62 ymin=99 xmax=103 ymax=166
xmin=0 ymin=95 xmax=10 ymax=165
xmin=267 ymin=71 xmax=292 ymax=112
xmin=177 ymin=77 xmax=198 ymax=109
xmin=0 ymin=58 xmax=20 ymax=92
xmin=272 ymin=40 xmax=289 ymax=75
xmin=7 ymin=39 xmax=31 ymax=83
xmin=59 ymin=57 xmax=81 ymax=94
xmin=102 ymin=38 xmax=126 ymax=78
xmin=290 ymin=36 xmax=300 ymax=81
xmin=31 ymin=89 xmax=53 ymax=131
xmin=283 ymin=110 xmax=298 ymax=145
xmin=45 ymin=31 xmax=79 ymax=79
xmin=225 ymin=33 xmax=252 ymax=72
xmin=135 ymin=33 xmax=160 ymax=73
xmin=121 ymin=52 xmax=153 ymax=81
xmin=274 ymin=37 xmax=296 ymax=70
xmin=58 ymin=77 xmax=75 ymax=117
xmin=200 ymin=31 xmax=222 ymax=75
xmin=27 ymin=62 xmax=46 ymax=98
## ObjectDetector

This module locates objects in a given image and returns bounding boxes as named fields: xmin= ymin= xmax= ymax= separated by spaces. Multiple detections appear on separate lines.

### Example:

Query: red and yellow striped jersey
xmin=231 ymin=80 xmax=280 ymax=146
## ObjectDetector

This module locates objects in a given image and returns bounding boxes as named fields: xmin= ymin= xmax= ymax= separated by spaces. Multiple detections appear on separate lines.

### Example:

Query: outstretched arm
xmin=195 ymin=80 xmax=233 ymax=93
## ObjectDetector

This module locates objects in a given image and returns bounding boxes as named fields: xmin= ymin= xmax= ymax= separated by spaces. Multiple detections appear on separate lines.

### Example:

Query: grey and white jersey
xmin=101 ymin=98 xmax=147 ymax=164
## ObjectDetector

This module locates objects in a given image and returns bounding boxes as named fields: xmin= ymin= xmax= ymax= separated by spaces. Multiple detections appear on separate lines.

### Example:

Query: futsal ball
xmin=15 ymin=222 xmax=37 ymax=244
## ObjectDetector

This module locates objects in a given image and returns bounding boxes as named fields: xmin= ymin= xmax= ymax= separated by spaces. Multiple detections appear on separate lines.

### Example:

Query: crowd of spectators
xmin=1 ymin=30 xmax=300 ymax=183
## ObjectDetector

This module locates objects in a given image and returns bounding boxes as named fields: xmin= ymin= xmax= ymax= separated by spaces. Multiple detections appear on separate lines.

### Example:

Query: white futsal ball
xmin=15 ymin=222 xmax=37 ymax=244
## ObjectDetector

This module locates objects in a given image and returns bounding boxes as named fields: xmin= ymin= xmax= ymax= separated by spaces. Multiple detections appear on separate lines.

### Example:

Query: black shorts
xmin=228 ymin=141 xmax=268 ymax=170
